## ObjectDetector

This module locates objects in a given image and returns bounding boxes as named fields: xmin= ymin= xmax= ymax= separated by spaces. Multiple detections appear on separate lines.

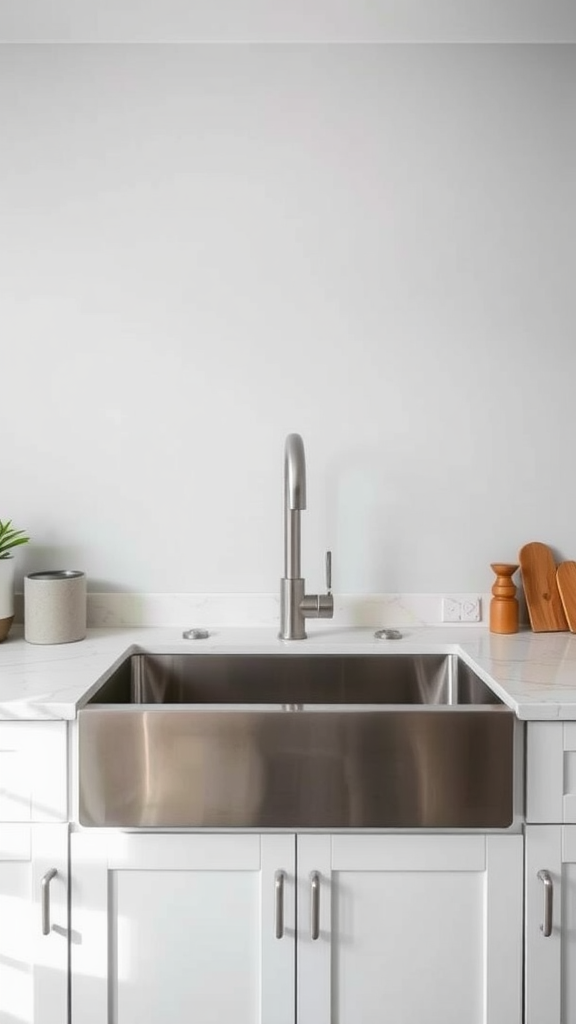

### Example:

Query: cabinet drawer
xmin=0 ymin=722 xmax=67 ymax=822
xmin=527 ymin=722 xmax=576 ymax=824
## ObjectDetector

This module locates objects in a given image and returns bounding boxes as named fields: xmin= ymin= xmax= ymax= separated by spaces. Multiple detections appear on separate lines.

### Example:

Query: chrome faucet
xmin=279 ymin=433 xmax=334 ymax=640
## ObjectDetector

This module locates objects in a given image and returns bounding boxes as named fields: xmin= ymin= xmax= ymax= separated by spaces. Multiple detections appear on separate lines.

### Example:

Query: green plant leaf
xmin=0 ymin=528 xmax=25 ymax=542
xmin=0 ymin=536 xmax=29 ymax=551
xmin=0 ymin=521 xmax=30 ymax=555
xmin=0 ymin=520 xmax=13 ymax=540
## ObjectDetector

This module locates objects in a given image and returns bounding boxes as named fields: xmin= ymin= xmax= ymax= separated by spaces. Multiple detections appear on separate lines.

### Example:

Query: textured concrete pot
xmin=0 ymin=558 xmax=15 ymax=642
xmin=24 ymin=570 xmax=87 ymax=644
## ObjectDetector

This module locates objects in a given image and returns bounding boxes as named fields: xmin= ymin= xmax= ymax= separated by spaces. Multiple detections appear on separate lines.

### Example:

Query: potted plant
xmin=0 ymin=519 xmax=30 ymax=642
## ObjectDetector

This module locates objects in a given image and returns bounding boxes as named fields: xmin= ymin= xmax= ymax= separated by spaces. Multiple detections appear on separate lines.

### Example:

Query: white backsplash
xmin=14 ymin=592 xmax=493 ymax=629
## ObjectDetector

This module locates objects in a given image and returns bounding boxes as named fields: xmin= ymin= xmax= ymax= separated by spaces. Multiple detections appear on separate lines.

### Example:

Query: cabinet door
xmin=0 ymin=824 xmax=68 ymax=1024
xmin=298 ymin=833 xmax=523 ymax=1024
xmin=71 ymin=832 xmax=295 ymax=1024
xmin=525 ymin=824 xmax=576 ymax=1024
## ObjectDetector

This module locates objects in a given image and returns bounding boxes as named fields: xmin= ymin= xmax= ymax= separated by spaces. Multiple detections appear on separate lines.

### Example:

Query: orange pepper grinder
xmin=490 ymin=563 xmax=519 ymax=634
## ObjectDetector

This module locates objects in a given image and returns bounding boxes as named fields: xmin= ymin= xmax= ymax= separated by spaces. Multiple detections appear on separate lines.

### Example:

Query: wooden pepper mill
xmin=490 ymin=563 xmax=519 ymax=634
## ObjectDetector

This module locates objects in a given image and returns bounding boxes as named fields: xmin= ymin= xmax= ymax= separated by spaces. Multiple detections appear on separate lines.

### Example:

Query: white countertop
xmin=1 ymin=624 xmax=576 ymax=721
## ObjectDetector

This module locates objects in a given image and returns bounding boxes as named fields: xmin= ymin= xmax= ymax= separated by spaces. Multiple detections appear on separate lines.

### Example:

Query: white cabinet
xmin=71 ymin=831 xmax=295 ymax=1024
xmin=0 ymin=824 xmax=68 ymax=1024
xmin=525 ymin=722 xmax=576 ymax=1023
xmin=526 ymin=722 xmax=576 ymax=824
xmin=297 ymin=833 xmax=523 ymax=1024
xmin=0 ymin=722 xmax=67 ymax=824
xmin=71 ymin=830 xmax=523 ymax=1024
xmin=525 ymin=825 xmax=576 ymax=1024
xmin=0 ymin=721 xmax=69 ymax=1024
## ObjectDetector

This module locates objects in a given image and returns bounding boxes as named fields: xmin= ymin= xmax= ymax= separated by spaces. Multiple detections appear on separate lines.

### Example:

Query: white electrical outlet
xmin=461 ymin=598 xmax=481 ymax=622
xmin=442 ymin=598 xmax=462 ymax=622
xmin=442 ymin=596 xmax=481 ymax=623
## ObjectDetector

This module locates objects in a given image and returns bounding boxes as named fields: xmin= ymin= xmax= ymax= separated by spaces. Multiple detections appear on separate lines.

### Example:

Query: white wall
xmin=1 ymin=43 xmax=574 ymax=596
xmin=1 ymin=0 xmax=575 ymax=42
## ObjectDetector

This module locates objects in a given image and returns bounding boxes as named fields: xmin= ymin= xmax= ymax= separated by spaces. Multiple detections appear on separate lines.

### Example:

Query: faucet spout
xmin=284 ymin=433 xmax=306 ymax=580
xmin=279 ymin=433 xmax=334 ymax=640
xmin=285 ymin=433 xmax=307 ymax=511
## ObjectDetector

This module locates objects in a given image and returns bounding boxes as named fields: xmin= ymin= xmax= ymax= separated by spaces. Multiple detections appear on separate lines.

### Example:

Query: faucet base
xmin=279 ymin=579 xmax=335 ymax=640
xmin=279 ymin=578 xmax=307 ymax=640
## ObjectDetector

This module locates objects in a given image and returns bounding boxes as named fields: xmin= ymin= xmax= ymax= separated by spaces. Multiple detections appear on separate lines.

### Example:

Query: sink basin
xmin=78 ymin=653 xmax=515 ymax=829
xmin=85 ymin=652 xmax=501 ymax=706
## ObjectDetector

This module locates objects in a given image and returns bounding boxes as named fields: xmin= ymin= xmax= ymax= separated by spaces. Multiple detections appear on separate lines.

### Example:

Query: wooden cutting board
xmin=556 ymin=561 xmax=576 ymax=632
xmin=518 ymin=542 xmax=568 ymax=632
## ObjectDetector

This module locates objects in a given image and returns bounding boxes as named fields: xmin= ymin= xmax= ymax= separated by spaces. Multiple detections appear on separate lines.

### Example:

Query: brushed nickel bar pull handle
xmin=537 ymin=870 xmax=553 ymax=937
xmin=41 ymin=868 xmax=57 ymax=936
xmin=310 ymin=871 xmax=320 ymax=940
xmin=275 ymin=871 xmax=285 ymax=939
xmin=326 ymin=551 xmax=332 ymax=593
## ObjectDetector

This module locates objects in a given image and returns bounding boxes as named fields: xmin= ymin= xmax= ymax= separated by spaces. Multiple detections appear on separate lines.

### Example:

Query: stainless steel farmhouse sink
xmin=78 ymin=653 xmax=515 ymax=830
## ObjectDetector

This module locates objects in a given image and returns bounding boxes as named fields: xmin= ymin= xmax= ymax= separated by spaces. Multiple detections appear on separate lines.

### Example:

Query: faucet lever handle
xmin=326 ymin=550 xmax=332 ymax=593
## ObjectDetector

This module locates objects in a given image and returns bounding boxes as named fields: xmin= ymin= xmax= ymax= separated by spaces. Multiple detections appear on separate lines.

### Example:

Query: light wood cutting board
xmin=518 ymin=542 xmax=568 ymax=632
xmin=556 ymin=561 xmax=576 ymax=632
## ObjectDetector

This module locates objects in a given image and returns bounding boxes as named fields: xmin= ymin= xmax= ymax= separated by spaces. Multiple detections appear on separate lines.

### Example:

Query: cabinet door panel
xmin=72 ymin=832 xmax=295 ymax=1024
xmin=0 ymin=824 xmax=68 ymax=1024
xmin=525 ymin=824 xmax=576 ymax=1024
xmin=562 ymin=827 xmax=576 ymax=1024
xmin=113 ymin=868 xmax=258 ymax=1021
xmin=334 ymin=867 xmax=484 ymax=1022
xmin=298 ymin=833 xmax=522 ymax=1024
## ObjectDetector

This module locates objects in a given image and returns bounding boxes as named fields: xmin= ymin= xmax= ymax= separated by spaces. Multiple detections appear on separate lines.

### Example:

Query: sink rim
xmin=80 ymin=701 xmax=511 ymax=713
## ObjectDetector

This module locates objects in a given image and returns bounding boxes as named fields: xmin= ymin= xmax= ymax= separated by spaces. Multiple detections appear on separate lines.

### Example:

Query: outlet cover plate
xmin=442 ymin=596 xmax=481 ymax=623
